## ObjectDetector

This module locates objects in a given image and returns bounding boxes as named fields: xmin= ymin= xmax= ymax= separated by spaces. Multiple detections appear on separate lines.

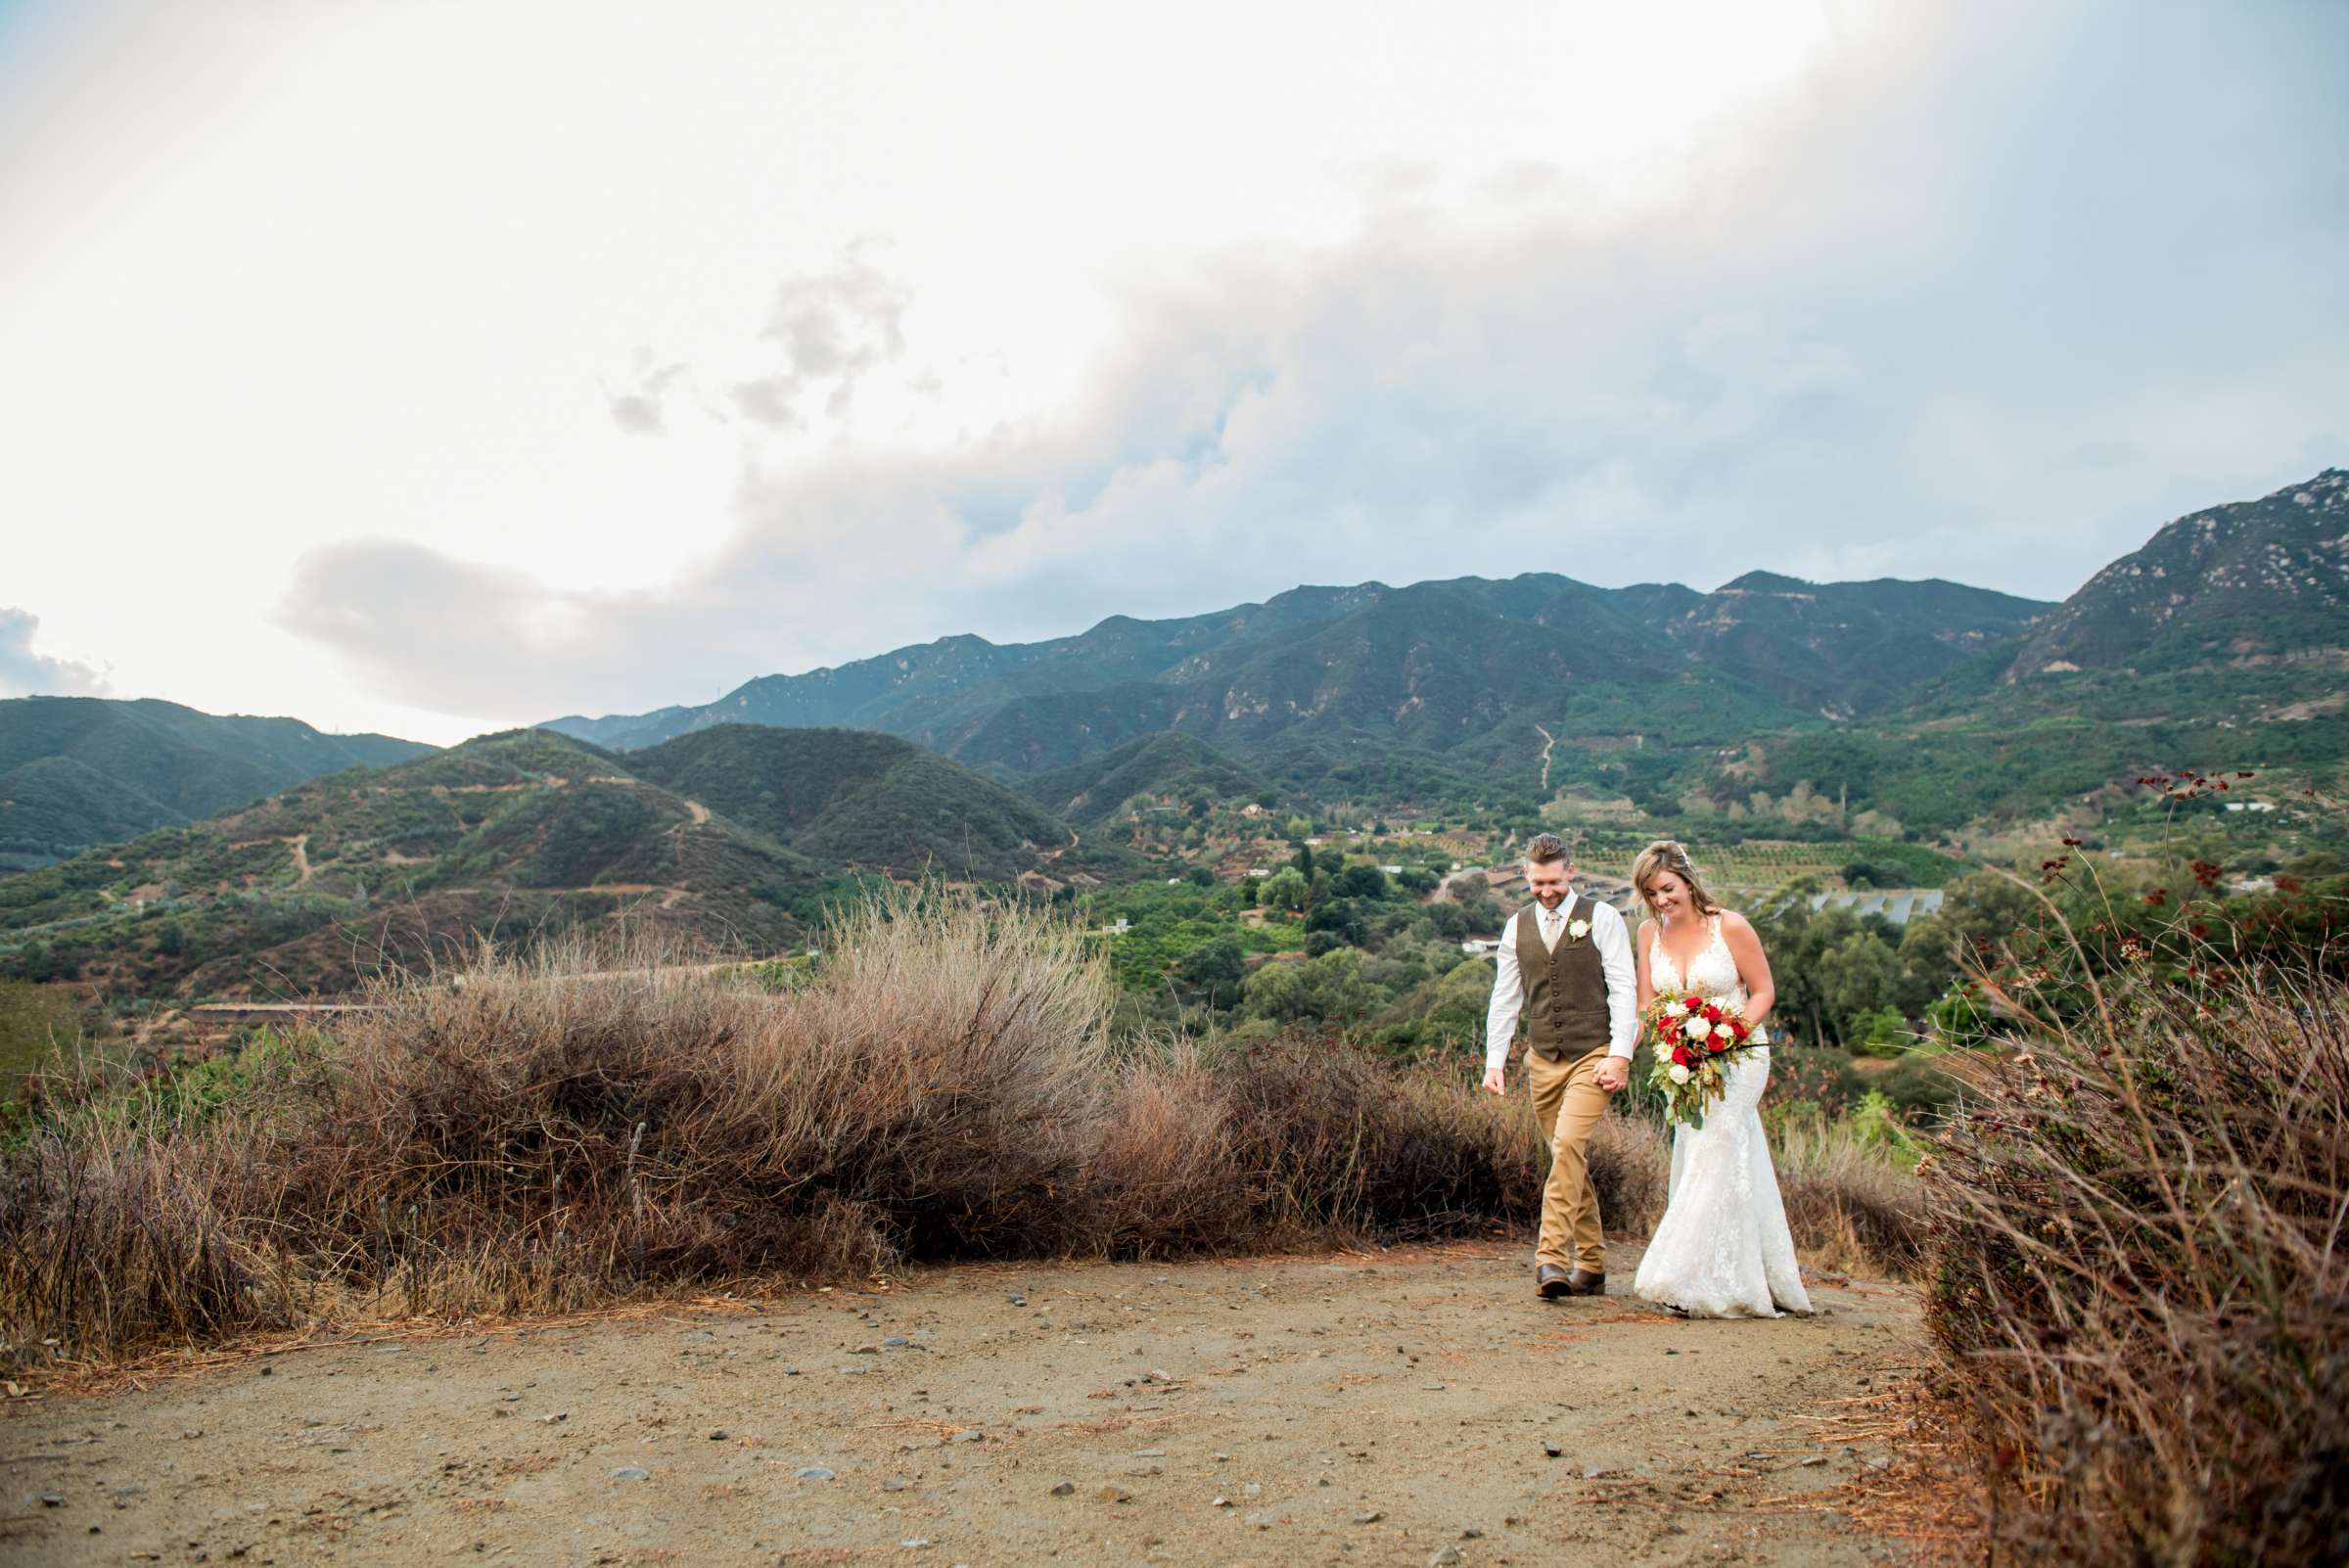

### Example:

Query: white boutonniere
xmin=1568 ymin=918 xmax=1590 ymax=942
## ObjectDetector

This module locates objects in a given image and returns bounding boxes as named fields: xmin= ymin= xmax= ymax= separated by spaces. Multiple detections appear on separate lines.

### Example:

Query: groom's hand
xmin=1480 ymin=1066 xmax=1505 ymax=1096
xmin=1593 ymin=1057 xmax=1631 ymax=1093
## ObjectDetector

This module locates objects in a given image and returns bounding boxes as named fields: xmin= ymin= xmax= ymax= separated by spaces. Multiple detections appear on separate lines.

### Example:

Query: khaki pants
xmin=1526 ymin=1044 xmax=1612 ymax=1272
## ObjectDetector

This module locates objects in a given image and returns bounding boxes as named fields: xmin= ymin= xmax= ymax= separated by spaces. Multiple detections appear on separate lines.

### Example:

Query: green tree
xmin=1260 ymin=867 xmax=1308 ymax=912
xmin=1241 ymin=948 xmax=1375 ymax=1026
xmin=1848 ymin=1004 xmax=1909 ymax=1057
xmin=1412 ymin=956 xmax=1496 ymax=1057
xmin=1174 ymin=939 xmax=1247 ymax=1009
xmin=1818 ymin=931 xmax=1902 ymax=1046
xmin=1456 ymin=892 xmax=1505 ymax=936
xmin=1305 ymin=897 xmax=1364 ymax=946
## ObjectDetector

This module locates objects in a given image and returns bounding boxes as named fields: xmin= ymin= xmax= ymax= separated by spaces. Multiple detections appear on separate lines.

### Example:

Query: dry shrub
xmin=1218 ymin=1038 xmax=1528 ymax=1241
xmin=1923 ymin=964 xmax=2349 ymax=1566
xmin=1088 ymin=1046 xmax=1255 ymax=1257
xmin=1089 ymin=1037 xmax=1673 ymax=1257
xmin=0 ymin=1104 xmax=310 ymax=1351
xmin=1589 ymin=1113 xmax=1670 ymax=1239
xmin=1773 ymin=1115 xmax=1926 ymax=1276
xmin=310 ymin=893 xmax=1115 ymax=1278
xmin=2 ymin=891 xmax=1114 ymax=1358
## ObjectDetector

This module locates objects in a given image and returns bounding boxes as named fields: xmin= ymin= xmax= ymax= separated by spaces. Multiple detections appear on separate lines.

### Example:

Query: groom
xmin=1479 ymin=833 xmax=1638 ymax=1298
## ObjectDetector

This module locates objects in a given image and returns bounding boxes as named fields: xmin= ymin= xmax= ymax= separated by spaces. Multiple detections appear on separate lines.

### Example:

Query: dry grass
xmin=1773 ymin=1114 xmax=1927 ymax=1277
xmin=1 ymin=886 xmax=1914 ymax=1366
xmin=3 ymin=892 xmax=1110 ymax=1359
xmin=1922 ymin=959 xmax=2349 ymax=1566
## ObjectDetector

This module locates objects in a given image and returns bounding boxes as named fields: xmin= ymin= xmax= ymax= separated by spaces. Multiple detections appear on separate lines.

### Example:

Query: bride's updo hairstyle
xmin=1633 ymin=839 xmax=1721 ymax=919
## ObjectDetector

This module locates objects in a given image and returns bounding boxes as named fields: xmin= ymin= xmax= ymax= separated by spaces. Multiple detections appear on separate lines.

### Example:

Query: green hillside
xmin=0 ymin=729 xmax=796 ymax=997
xmin=626 ymin=725 xmax=1075 ymax=880
xmin=0 ymin=725 xmax=1088 ymax=1000
xmin=1650 ymin=572 xmax=2046 ymax=718
xmin=0 ymin=696 xmax=432 ymax=868
xmin=1022 ymin=733 xmax=1276 ymax=827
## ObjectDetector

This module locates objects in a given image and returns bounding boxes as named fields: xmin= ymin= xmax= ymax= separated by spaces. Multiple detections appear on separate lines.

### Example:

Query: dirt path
xmin=2 ymin=1241 xmax=1922 ymax=1567
xmin=1534 ymin=724 xmax=1556 ymax=792
xmin=288 ymin=833 xmax=312 ymax=887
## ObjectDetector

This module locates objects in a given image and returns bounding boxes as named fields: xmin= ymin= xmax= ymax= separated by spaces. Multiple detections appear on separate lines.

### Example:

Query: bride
xmin=1628 ymin=841 xmax=1812 ymax=1318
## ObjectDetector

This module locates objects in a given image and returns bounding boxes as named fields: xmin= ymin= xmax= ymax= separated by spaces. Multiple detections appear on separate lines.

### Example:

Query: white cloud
xmin=0 ymin=609 xmax=111 ymax=697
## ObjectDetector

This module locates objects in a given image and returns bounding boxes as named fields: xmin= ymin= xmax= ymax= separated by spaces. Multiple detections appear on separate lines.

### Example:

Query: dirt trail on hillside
xmin=3 ymin=1241 xmax=1925 ymax=1568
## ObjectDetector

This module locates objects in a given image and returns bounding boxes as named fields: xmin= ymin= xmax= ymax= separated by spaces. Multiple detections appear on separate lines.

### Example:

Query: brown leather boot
xmin=1536 ymin=1265 xmax=1573 ymax=1299
xmin=1565 ymin=1268 xmax=1607 ymax=1296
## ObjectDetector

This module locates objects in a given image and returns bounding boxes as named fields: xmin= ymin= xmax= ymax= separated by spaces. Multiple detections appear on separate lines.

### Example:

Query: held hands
xmin=1481 ymin=1060 xmax=1629 ymax=1093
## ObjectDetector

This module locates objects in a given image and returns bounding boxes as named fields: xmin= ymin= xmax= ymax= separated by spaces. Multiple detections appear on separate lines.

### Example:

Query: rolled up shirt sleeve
xmin=1483 ymin=910 xmax=1522 ymax=1076
xmin=1592 ymin=900 xmax=1638 ymax=1058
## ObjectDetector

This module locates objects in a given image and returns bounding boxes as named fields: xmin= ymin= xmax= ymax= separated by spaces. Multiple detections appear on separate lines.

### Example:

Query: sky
xmin=1 ymin=0 xmax=2343 ymax=744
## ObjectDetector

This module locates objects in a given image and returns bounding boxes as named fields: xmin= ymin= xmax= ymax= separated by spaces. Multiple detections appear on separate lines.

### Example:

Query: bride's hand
xmin=1593 ymin=1057 xmax=1630 ymax=1093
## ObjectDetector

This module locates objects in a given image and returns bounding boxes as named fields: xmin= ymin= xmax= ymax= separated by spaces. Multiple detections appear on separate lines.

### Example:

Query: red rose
xmin=1684 ymin=994 xmax=1704 ymax=1012
xmin=1703 ymin=1004 xmax=1723 ymax=1024
xmin=1671 ymin=1043 xmax=1695 ymax=1068
xmin=1707 ymin=1036 xmax=1727 ymax=1053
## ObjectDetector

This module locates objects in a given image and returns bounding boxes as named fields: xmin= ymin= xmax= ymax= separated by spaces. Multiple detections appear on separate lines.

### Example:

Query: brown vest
xmin=1516 ymin=898 xmax=1610 ymax=1060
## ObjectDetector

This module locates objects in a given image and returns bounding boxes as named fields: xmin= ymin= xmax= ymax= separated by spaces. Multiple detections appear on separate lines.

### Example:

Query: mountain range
xmin=549 ymin=570 xmax=2050 ymax=775
xmin=0 ymin=698 xmax=430 ymax=871
xmin=538 ymin=469 xmax=2345 ymax=836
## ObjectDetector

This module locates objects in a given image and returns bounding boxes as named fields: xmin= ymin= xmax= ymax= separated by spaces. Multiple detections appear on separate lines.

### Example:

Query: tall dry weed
xmin=1773 ymin=1114 xmax=1926 ymax=1276
xmin=1923 ymin=962 xmax=2349 ymax=1565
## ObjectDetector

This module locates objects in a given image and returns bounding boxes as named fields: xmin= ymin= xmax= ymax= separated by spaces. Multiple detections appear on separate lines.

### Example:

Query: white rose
xmin=1569 ymin=918 xmax=1589 ymax=940
xmin=1683 ymin=1018 xmax=1711 ymax=1040
xmin=1667 ymin=1063 xmax=1692 ymax=1085
xmin=1663 ymin=1001 xmax=1687 ymax=1019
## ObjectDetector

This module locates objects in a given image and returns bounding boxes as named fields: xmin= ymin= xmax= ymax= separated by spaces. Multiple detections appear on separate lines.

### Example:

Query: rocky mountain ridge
xmin=549 ymin=570 xmax=2051 ymax=774
xmin=2006 ymin=468 xmax=2349 ymax=678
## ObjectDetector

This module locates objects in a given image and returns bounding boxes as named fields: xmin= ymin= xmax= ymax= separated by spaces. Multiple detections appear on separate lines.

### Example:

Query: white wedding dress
xmin=1632 ymin=913 xmax=1813 ymax=1318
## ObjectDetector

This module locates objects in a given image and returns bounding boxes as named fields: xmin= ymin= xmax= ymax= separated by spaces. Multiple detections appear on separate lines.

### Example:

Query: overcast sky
xmin=2 ymin=0 xmax=2342 ymax=743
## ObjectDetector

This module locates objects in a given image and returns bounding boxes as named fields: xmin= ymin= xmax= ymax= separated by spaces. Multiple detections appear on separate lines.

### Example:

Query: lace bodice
xmin=1651 ymin=913 xmax=1745 ymax=1003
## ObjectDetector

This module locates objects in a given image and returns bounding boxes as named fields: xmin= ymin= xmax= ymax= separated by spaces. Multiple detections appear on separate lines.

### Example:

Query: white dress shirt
xmin=1483 ymin=892 xmax=1639 ymax=1075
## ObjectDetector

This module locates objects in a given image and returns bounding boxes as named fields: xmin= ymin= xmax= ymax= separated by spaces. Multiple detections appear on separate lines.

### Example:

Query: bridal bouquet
xmin=1640 ymin=992 xmax=1759 ymax=1130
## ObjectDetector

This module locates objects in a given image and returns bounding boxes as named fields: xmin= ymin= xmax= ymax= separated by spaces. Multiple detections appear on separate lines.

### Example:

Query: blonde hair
xmin=1632 ymin=839 xmax=1720 ymax=918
